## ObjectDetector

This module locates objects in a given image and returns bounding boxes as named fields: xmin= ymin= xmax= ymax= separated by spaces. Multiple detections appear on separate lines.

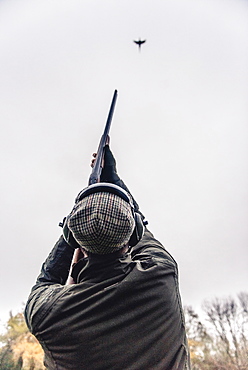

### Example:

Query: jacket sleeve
xmin=34 ymin=236 xmax=75 ymax=286
xmin=24 ymin=236 xmax=75 ymax=332
xmin=130 ymin=227 xmax=177 ymax=265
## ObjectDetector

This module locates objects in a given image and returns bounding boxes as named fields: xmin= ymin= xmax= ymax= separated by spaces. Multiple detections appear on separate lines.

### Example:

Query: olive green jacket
xmin=25 ymin=228 xmax=190 ymax=370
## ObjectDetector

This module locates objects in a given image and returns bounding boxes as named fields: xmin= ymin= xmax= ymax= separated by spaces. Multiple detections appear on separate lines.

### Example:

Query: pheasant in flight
xmin=134 ymin=38 xmax=146 ymax=51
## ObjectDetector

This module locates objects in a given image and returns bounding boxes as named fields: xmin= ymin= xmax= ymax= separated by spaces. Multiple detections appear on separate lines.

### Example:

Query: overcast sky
xmin=0 ymin=0 xmax=248 ymax=329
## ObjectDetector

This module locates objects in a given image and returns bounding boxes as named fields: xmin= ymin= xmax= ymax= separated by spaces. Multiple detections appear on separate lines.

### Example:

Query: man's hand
xmin=91 ymin=145 xmax=120 ymax=184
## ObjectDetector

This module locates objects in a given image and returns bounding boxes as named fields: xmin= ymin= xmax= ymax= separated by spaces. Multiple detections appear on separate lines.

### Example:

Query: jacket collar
xmin=71 ymin=250 xmax=134 ymax=284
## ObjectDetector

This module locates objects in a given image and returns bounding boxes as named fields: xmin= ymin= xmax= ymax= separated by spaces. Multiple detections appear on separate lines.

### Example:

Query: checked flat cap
xmin=68 ymin=192 xmax=135 ymax=254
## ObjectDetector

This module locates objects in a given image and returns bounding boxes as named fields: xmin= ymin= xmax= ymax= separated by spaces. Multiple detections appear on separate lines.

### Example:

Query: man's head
xmin=67 ymin=190 xmax=135 ymax=254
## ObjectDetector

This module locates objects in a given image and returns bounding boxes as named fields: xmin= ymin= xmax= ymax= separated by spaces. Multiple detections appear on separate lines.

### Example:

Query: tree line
xmin=1 ymin=292 xmax=247 ymax=369
xmin=185 ymin=292 xmax=248 ymax=369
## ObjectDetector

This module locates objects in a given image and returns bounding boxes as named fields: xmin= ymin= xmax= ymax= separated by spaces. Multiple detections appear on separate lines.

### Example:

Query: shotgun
xmin=66 ymin=89 xmax=118 ymax=284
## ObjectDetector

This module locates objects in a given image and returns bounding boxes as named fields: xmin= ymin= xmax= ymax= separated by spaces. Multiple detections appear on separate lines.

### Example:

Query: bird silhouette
xmin=134 ymin=38 xmax=146 ymax=51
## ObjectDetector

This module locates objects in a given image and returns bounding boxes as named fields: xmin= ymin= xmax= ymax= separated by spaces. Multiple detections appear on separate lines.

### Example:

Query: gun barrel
xmin=88 ymin=90 xmax=118 ymax=185
xmin=102 ymin=89 xmax=118 ymax=138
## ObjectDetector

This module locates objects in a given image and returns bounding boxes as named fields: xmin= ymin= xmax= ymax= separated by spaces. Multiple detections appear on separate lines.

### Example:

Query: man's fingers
xmin=90 ymin=153 xmax=97 ymax=168
xmin=90 ymin=158 xmax=96 ymax=168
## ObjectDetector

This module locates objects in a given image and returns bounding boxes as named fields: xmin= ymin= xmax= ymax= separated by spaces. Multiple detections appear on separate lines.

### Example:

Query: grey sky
xmin=0 ymin=0 xmax=248 ymax=328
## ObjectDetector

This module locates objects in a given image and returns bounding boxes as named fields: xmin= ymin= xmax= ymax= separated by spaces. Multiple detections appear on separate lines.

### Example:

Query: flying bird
xmin=134 ymin=38 xmax=146 ymax=51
